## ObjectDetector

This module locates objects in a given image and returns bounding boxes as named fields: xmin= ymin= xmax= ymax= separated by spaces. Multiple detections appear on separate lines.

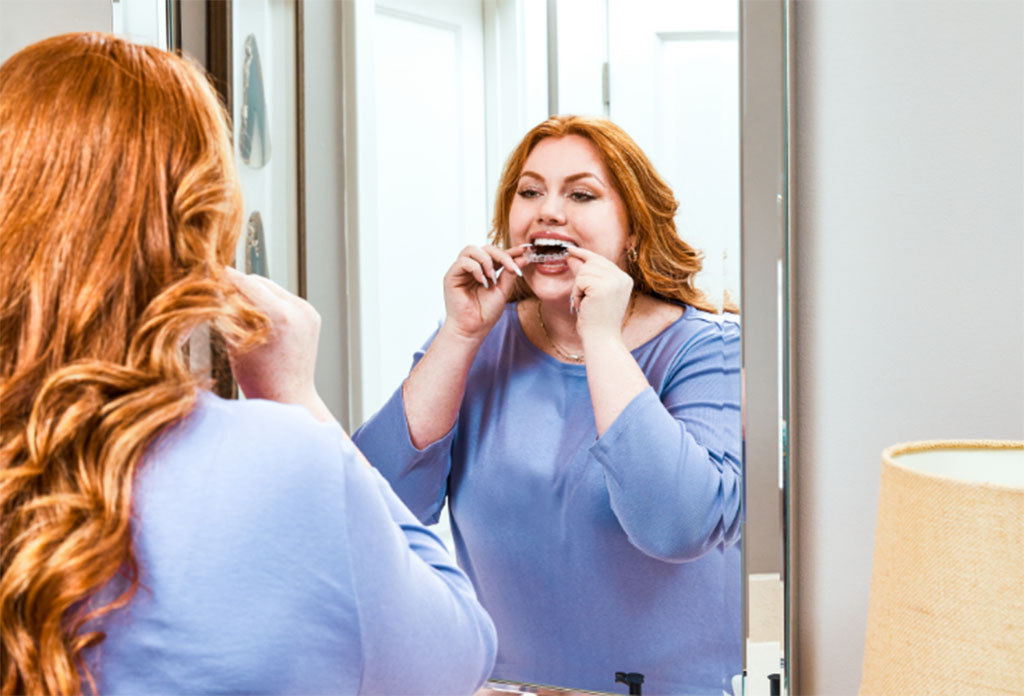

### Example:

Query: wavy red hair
xmin=490 ymin=115 xmax=731 ymax=313
xmin=0 ymin=33 xmax=267 ymax=695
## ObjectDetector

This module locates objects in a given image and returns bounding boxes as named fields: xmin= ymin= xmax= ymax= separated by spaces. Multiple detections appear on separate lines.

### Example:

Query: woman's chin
xmin=523 ymin=269 xmax=572 ymax=303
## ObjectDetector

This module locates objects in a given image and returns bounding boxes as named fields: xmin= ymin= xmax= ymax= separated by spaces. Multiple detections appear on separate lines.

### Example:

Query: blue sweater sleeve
xmin=352 ymin=333 xmax=457 ymax=524
xmin=589 ymin=319 xmax=742 ymax=562
xmin=340 ymin=437 xmax=497 ymax=695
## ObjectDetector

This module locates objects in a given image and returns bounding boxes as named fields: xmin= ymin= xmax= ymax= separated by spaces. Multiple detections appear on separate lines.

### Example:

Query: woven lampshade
xmin=860 ymin=440 xmax=1024 ymax=695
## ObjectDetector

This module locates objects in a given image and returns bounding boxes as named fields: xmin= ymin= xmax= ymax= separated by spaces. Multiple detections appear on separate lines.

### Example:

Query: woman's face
xmin=508 ymin=134 xmax=633 ymax=302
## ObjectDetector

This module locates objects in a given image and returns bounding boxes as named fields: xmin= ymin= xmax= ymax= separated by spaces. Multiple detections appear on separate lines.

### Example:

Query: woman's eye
xmin=517 ymin=188 xmax=542 ymax=199
xmin=569 ymin=190 xmax=597 ymax=202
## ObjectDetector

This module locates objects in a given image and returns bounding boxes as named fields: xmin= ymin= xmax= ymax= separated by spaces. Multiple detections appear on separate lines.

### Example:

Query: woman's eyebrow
xmin=518 ymin=170 xmax=606 ymax=186
xmin=563 ymin=171 xmax=606 ymax=186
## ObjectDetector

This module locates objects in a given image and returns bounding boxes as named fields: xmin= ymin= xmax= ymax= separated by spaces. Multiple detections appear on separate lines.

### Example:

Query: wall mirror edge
xmin=739 ymin=0 xmax=791 ymax=693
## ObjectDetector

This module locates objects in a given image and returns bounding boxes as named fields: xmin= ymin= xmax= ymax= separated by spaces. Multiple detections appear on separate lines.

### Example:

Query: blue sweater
xmin=84 ymin=391 xmax=497 ymax=695
xmin=353 ymin=303 xmax=742 ymax=695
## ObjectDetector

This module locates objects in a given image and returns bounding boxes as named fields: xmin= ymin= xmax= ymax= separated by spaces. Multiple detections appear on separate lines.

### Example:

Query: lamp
xmin=860 ymin=440 xmax=1024 ymax=695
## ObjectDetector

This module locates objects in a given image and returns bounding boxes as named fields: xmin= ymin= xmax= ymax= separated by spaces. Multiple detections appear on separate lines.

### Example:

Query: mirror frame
xmin=739 ymin=0 xmax=791 ymax=692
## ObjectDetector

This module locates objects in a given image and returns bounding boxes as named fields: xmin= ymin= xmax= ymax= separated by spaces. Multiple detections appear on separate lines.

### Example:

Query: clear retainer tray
xmin=523 ymin=239 xmax=574 ymax=263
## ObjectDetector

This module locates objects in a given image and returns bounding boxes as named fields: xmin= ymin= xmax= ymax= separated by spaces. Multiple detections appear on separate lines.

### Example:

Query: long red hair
xmin=490 ymin=115 xmax=729 ymax=313
xmin=0 ymin=33 xmax=267 ymax=694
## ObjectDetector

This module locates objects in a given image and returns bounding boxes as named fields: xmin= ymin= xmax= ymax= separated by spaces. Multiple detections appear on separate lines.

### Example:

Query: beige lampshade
xmin=860 ymin=440 xmax=1024 ymax=695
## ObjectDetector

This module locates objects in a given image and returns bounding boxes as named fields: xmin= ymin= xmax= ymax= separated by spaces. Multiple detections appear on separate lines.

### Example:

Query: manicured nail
xmin=513 ymin=264 xmax=523 ymax=277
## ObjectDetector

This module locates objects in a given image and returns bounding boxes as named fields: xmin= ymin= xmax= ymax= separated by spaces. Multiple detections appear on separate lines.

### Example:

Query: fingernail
xmin=570 ymin=297 xmax=577 ymax=314
xmin=482 ymin=277 xmax=490 ymax=289
xmin=514 ymin=265 xmax=523 ymax=277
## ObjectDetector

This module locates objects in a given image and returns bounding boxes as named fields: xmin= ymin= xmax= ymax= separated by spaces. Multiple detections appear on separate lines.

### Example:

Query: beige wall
xmin=0 ymin=0 xmax=111 ymax=63
xmin=791 ymin=0 xmax=1024 ymax=693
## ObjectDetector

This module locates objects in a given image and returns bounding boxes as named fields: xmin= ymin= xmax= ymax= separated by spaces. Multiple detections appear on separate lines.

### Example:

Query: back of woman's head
xmin=490 ymin=115 xmax=720 ymax=312
xmin=0 ymin=33 xmax=266 ymax=695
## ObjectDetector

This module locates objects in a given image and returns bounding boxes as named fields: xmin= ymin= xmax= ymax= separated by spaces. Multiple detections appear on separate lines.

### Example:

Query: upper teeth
xmin=533 ymin=238 xmax=573 ymax=247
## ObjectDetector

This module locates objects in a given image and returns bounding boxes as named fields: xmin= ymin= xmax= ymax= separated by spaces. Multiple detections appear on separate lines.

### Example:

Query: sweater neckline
xmin=507 ymin=301 xmax=692 ymax=371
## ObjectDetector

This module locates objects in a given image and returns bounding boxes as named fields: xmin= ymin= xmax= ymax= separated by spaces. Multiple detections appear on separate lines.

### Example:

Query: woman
xmin=353 ymin=116 xmax=743 ymax=694
xmin=0 ymin=33 xmax=496 ymax=695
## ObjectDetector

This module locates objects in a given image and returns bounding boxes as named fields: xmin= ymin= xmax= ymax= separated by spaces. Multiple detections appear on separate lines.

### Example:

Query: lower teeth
xmin=525 ymin=251 xmax=567 ymax=263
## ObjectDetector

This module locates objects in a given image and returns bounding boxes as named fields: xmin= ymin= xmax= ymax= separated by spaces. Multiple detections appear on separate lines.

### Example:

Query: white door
xmin=350 ymin=0 xmax=488 ymax=425
xmin=607 ymin=0 xmax=739 ymax=309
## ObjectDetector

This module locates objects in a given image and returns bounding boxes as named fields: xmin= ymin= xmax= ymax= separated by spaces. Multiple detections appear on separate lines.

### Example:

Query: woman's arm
xmin=565 ymin=246 xmax=649 ymax=435
xmin=564 ymin=247 xmax=741 ymax=561
xmin=353 ymin=245 xmax=526 ymax=521
xmin=341 ymin=437 xmax=498 ymax=695
xmin=351 ymin=334 xmax=461 ymax=524
xmin=222 ymin=267 xmax=498 ymax=693
xmin=401 ymin=322 xmax=489 ymax=448
xmin=590 ymin=321 xmax=743 ymax=562
xmin=402 ymin=245 xmax=526 ymax=447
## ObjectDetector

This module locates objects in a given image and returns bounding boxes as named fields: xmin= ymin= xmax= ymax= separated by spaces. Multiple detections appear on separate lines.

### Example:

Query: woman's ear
xmin=625 ymin=234 xmax=639 ymax=264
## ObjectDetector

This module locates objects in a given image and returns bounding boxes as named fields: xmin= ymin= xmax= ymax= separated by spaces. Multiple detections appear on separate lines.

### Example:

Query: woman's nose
xmin=537 ymin=194 xmax=565 ymax=224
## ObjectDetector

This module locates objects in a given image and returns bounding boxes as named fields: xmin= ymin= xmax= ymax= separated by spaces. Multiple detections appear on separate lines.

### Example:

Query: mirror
xmin=180 ymin=0 xmax=789 ymax=693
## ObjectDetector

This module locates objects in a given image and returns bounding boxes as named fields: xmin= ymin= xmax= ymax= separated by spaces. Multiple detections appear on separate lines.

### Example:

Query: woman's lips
xmin=532 ymin=259 xmax=569 ymax=275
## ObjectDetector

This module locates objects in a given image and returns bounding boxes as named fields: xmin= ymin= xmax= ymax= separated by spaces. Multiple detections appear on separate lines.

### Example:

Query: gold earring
xmin=627 ymin=246 xmax=638 ymax=263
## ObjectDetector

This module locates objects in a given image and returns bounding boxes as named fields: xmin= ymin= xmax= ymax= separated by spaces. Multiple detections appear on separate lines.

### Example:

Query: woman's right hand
xmin=442 ymin=244 xmax=526 ymax=342
xmin=225 ymin=267 xmax=335 ymax=423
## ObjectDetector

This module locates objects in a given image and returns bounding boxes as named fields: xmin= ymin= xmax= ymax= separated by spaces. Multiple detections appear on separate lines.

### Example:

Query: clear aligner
xmin=524 ymin=239 xmax=575 ymax=263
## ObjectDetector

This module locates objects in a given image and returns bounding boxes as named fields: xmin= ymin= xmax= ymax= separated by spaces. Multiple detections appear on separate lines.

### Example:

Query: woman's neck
xmin=536 ymin=296 xmax=582 ymax=353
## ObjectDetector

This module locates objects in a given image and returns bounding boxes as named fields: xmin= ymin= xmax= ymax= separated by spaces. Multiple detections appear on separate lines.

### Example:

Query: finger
xmin=452 ymin=257 xmax=490 ymax=289
xmin=461 ymin=245 xmax=500 ymax=285
xmin=566 ymin=255 xmax=586 ymax=275
xmin=483 ymin=245 xmax=524 ymax=278
xmin=495 ymin=258 xmax=522 ymax=295
xmin=565 ymin=246 xmax=602 ymax=262
xmin=225 ymin=267 xmax=286 ymax=313
xmin=570 ymin=278 xmax=587 ymax=315
xmin=226 ymin=271 xmax=293 ymax=312
xmin=226 ymin=265 xmax=293 ymax=302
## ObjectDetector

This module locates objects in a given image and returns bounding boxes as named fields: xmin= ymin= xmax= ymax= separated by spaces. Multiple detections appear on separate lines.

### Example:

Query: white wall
xmin=0 ymin=0 xmax=111 ymax=62
xmin=791 ymin=0 xmax=1024 ymax=693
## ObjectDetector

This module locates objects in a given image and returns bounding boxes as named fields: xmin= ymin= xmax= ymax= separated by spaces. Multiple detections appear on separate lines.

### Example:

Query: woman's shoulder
xmin=175 ymin=390 xmax=345 ymax=451
xmin=664 ymin=301 xmax=740 ymax=341
xmin=634 ymin=299 xmax=739 ymax=370
xmin=637 ymin=296 xmax=734 ymax=338
xmin=141 ymin=391 xmax=354 ymax=520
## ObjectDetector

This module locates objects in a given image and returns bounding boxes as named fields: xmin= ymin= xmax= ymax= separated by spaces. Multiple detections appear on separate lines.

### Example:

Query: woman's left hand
xmin=565 ymin=246 xmax=634 ymax=343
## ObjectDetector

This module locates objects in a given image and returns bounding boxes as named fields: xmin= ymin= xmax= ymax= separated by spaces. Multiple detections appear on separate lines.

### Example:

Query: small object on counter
xmin=613 ymin=672 xmax=644 ymax=696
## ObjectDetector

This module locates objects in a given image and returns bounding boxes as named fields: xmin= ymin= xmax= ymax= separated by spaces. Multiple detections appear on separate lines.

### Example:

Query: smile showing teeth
xmin=524 ymin=238 xmax=576 ymax=264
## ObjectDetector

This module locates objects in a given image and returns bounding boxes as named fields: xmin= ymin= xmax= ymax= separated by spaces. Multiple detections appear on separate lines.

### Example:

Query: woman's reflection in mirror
xmin=354 ymin=116 xmax=742 ymax=695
